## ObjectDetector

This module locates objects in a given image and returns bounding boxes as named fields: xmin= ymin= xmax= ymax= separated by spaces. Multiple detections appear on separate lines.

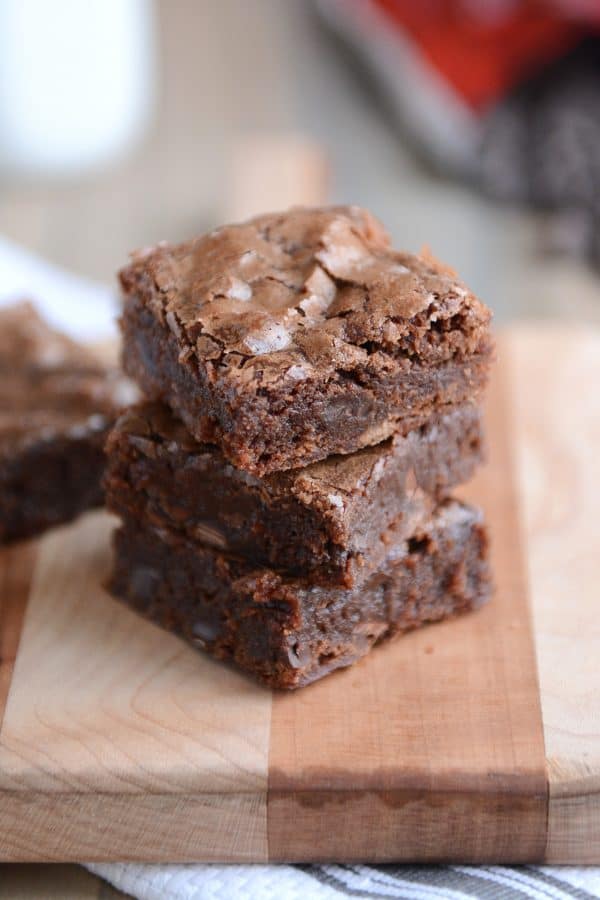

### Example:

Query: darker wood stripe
xmin=267 ymin=338 xmax=549 ymax=863
xmin=0 ymin=541 xmax=36 ymax=731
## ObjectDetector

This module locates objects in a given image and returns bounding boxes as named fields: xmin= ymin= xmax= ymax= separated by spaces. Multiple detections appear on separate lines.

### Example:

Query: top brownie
xmin=120 ymin=206 xmax=493 ymax=474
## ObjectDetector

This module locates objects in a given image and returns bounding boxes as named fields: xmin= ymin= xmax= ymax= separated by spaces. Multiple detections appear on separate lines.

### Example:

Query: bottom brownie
xmin=109 ymin=500 xmax=491 ymax=689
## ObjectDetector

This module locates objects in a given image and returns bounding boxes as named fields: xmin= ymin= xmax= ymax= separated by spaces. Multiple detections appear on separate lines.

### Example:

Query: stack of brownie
xmin=105 ymin=206 xmax=494 ymax=689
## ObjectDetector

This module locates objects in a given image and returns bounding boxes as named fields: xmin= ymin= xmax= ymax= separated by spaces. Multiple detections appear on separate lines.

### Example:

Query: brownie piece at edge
xmin=119 ymin=205 xmax=493 ymax=475
xmin=108 ymin=500 xmax=491 ymax=690
xmin=1 ymin=432 xmax=107 ymax=543
xmin=0 ymin=301 xmax=135 ymax=544
xmin=105 ymin=399 xmax=484 ymax=586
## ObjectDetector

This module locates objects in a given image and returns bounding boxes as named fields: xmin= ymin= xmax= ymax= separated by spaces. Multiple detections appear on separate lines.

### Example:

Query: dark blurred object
xmin=481 ymin=37 xmax=600 ymax=266
xmin=0 ymin=301 xmax=134 ymax=544
xmin=316 ymin=0 xmax=600 ymax=267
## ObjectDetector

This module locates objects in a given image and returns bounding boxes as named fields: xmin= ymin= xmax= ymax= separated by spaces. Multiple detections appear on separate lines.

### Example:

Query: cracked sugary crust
xmin=105 ymin=400 xmax=484 ymax=585
xmin=0 ymin=301 xmax=135 ymax=543
xmin=119 ymin=206 xmax=493 ymax=474
xmin=109 ymin=500 xmax=491 ymax=689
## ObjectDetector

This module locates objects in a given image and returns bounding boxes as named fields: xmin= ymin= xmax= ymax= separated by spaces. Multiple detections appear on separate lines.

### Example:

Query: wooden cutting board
xmin=0 ymin=325 xmax=598 ymax=865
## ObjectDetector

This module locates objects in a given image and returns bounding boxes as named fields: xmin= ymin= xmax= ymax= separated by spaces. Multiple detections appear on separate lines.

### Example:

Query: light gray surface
xmin=0 ymin=0 xmax=598 ymax=322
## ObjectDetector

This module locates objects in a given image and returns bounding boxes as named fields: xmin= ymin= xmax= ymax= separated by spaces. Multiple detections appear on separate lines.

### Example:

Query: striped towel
xmin=87 ymin=862 xmax=600 ymax=900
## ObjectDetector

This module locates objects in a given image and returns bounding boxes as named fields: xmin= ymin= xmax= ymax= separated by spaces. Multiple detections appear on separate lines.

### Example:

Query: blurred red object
xmin=316 ymin=0 xmax=600 ymax=266
xmin=371 ymin=0 xmax=597 ymax=109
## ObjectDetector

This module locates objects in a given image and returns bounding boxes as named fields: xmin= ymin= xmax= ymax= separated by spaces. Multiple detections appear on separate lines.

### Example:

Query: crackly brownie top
xmin=120 ymin=206 xmax=492 ymax=383
xmin=0 ymin=301 xmax=134 ymax=455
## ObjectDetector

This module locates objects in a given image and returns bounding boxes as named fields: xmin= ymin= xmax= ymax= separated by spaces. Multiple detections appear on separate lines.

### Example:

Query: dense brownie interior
xmin=105 ymin=400 xmax=484 ymax=585
xmin=109 ymin=500 xmax=491 ymax=689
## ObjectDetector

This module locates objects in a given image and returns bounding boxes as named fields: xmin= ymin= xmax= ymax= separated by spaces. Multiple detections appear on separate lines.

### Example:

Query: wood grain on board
xmin=0 ymin=542 xmax=36 ymax=733
xmin=0 ymin=333 xmax=576 ymax=863
xmin=508 ymin=327 xmax=600 ymax=865
xmin=0 ymin=513 xmax=270 ymax=862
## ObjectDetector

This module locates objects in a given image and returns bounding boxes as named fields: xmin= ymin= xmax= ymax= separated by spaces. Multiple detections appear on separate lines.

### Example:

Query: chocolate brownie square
xmin=119 ymin=206 xmax=492 ymax=474
xmin=0 ymin=301 xmax=133 ymax=543
xmin=109 ymin=500 xmax=491 ymax=689
xmin=105 ymin=399 xmax=484 ymax=586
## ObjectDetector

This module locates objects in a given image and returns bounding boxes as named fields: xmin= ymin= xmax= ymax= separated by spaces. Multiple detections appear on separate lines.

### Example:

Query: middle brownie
xmin=105 ymin=399 xmax=483 ymax=586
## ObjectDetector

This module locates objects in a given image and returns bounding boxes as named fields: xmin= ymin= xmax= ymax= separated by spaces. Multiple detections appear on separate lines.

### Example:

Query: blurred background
xmin=1 ymin=0 xmax=600 ymax=324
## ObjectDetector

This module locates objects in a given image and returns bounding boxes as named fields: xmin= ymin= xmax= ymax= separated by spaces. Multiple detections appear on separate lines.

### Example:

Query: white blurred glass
xmin=0 ymin=0 xmax=155 ymax=178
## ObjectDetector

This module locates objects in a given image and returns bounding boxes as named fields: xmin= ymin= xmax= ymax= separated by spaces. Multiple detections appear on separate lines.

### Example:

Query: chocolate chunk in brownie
xmin=109 ymin=500 xmax=491 ymax=689
xmin=0 ymin=301 xmax=135 ymax=543
xmin=105 ymin=399 xmax=484 ymax=586
xmin=119 ymin=206 xmax=493 ymax=474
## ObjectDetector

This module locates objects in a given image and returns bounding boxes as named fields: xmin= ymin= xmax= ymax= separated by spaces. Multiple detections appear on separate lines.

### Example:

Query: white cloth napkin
xmin=86 ymin=863 xmax=600 ymax=900
xmin=0 ymin=234 xmax=117 ymax=338
xmin=2 ymin=237 xmax=599 ymax=900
